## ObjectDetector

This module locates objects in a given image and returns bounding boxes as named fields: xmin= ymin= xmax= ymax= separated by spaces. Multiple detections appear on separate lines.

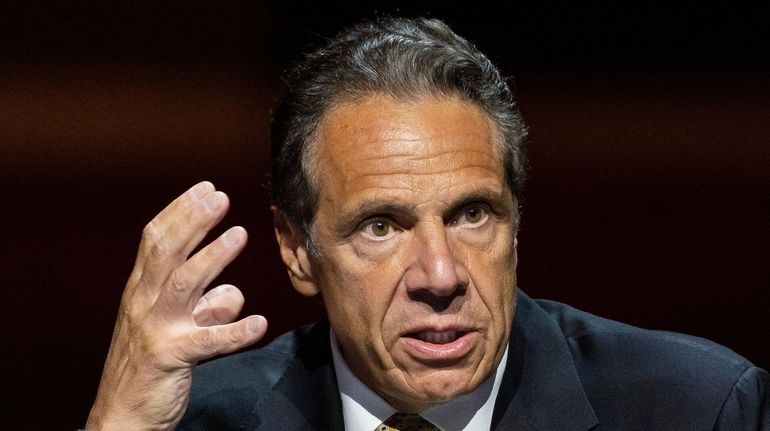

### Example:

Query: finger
xmin=181 ymin=315 xmax=268 ymax=362
xmin=134 ymin=183 xmax=230 ymax=291
xmin=192 ymin=284 xmax=245 ymax=326
xmin=129 ymin=182 xmax=216 ymax=289
xmin=134 ymin=181 xmax=215 ymax=266
xmin=155 ymin=226 xmax=247 ymax=314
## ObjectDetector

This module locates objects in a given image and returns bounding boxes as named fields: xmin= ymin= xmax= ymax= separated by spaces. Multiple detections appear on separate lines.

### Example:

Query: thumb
xmin=181 ymin=315 xmax=268 ymax=362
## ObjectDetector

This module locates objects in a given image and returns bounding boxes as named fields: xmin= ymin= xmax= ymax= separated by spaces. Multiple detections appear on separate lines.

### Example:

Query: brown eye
xmin=451 ymin=205 xmax=489 ymax=227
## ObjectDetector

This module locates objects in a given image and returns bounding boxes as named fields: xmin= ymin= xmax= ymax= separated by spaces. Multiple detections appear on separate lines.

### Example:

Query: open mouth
xmin=407 ymin=330 xmax=468 ymax=345
xmin=401 ymin=328 xmax=476 ymax=361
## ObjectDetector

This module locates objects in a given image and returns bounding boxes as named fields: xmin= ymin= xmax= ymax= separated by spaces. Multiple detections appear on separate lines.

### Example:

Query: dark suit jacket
xmin=179 ymin=291 xmax=769 ymax=430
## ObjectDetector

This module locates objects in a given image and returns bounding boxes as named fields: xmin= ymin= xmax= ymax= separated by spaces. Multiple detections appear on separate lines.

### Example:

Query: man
xmin=87 ymin=18 xmax=768 ymax=430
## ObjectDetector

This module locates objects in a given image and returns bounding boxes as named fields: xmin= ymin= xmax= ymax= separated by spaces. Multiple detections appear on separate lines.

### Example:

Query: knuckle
xmin=118 ymin=296 xmax=147 ymax=324
xmin=141 ymin=218 xmax=161 ymax=243
xmin=142 ymin=220 xmax=173 ymax=260
xmin=168 ymin=270 xmax=189 ymax=294
xmin=191 ymin=327 xmax=215 ymax=351
xmin=121 ymin=305 xmax=143 ymax=326
xmin=225 ymin=326 xmax=243 ymax=346
xmin=186 ymin=199 xmax=213 ymax=229
xmin=188 ymin=325 xmax=244 ymax=357
xmin=148 ymin=239 xmax=171 ymax=261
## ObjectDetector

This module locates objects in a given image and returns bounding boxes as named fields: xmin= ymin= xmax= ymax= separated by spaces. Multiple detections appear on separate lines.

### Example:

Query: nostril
xmin=407 ymin=286 xmax=465 ymax=311
xmin=436 ymin=295 xmax=453 ymax=310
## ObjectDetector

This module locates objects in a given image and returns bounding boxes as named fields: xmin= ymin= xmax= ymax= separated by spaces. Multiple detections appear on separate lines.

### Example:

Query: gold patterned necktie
xmin=376 ymin=412 xmax=443 ymax=431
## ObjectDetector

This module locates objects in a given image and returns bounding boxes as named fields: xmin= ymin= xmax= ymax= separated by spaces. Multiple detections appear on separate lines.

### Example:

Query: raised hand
xmin=86 ymin=182 xmax=267 ymax=430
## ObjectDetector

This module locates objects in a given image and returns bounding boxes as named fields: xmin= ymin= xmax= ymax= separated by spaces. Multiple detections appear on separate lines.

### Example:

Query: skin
xmin=86 ymin=182 xmax=267 ymax=430
xmin=88 ymin=94 xmax=519 ymax=429
xmin=275 ymin=94 xmax=519 ymax=412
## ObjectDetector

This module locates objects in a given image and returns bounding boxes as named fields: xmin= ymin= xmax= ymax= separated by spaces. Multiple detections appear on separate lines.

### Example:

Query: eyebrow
xmin=336 ymin=186 xmax=511 ymax=235
xmin=449 ymin=188 xmax=511 ymax=215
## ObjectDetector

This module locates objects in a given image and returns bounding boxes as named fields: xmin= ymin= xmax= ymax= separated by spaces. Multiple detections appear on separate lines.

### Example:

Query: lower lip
xmin=400 ymin=331 xmax=477 ymax=363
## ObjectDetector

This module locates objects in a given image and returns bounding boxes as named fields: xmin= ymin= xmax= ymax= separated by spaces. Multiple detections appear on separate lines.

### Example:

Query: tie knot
xmin=377 ymin=412 xmax=442 ymax=431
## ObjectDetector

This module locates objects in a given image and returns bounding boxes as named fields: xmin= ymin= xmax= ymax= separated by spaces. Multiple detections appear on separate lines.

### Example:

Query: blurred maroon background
xmin=1 ymin=3 xmax=768 ymax=429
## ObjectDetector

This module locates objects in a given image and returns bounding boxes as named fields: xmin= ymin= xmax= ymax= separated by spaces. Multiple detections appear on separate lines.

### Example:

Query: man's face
xmin=294 ymin=94 xmax=518 ymax=412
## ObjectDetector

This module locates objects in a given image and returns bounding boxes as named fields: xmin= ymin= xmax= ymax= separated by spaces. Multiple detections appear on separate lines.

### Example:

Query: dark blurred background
xmin=1 ymin=2 xmax=768 ymax=429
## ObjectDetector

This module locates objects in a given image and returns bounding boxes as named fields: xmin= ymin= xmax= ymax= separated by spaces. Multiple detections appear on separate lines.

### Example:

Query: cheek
xmin=319 ymin=251 xmax=403 ymax=336
xmin=320 ymin=255 xmax=410 ymax=372
xmin=465 ymin=237 xmax=517 ymax=315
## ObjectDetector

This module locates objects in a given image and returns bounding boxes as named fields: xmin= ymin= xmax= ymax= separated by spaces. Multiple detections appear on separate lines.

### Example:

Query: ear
xmin=272 ymin=206 xmax=320 ymax=296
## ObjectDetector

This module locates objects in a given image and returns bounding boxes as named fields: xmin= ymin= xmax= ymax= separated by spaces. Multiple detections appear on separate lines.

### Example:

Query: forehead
xmin=313 ymin=95 xmax=505 ymax=201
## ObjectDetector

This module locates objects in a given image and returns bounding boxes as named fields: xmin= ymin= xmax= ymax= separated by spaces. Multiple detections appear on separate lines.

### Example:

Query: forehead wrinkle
xmin=314 ymin=93 xmax=510 ymax=220
xmin=348 ymin=166 xmax=494 ymax=181
xmin=315 ymin=95 xmax=502 ymax=180
xmin=345 ymin=153 xmax=501 ymax=180
xmin=401 ymin=150 xmax=496 ymax=170
xmin=348 ymin=137 xmax=496 ymax=164
xmin=338 ymin=161 xmax=506 ymax=207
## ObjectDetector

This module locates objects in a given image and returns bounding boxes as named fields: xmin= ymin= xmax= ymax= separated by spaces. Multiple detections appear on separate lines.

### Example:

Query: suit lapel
xmin=250 ymin=320 xmax=345 ymax=431
xmin=492 ymin=291 xmax=599 ymax=431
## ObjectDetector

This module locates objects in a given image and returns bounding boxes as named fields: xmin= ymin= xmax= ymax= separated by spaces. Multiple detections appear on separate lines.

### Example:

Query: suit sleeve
xmin=713 ymin=366 xmax=769 ymax=430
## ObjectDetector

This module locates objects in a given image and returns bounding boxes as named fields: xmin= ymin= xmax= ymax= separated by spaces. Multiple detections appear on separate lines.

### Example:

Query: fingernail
xmin=192 ymin=297 xmax=209 ymax=317
xmin=190 ymin=181 xmax=213 ymax=201
xmin=203 ymin=192 xmax=223 ymax=213
xmin=208 ymin=284 xmax=233 ymax=298
xmin=247 ymin=316 xmax=265 ymax=333
xmin=222 ymin=228 xmax=242 ymax=248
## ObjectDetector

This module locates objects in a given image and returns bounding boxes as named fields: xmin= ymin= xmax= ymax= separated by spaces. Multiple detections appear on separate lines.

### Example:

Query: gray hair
xmin=270 ymin=17 xmax=528 ymax=236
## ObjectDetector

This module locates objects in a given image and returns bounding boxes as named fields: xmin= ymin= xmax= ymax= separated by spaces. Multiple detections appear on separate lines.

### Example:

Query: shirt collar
xmin=330 ymin=329 xmax=509 ymax=431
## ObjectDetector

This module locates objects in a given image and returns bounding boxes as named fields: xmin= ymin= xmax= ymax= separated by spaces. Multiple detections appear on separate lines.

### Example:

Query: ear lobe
xmin=272 ymin=207 xmax=320 ymax=297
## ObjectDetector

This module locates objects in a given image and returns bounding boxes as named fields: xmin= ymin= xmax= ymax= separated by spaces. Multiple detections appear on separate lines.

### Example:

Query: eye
xmin=361 ymin=219 xmax=396 ymax=240
xmin=464 ymin=206 xmax=485 ymax=223
xmin=452 ymin=204 xmax=489 ymax=227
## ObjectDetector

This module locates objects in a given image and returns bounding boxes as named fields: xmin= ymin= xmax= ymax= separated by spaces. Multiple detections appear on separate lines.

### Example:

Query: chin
xmin=422 ymin=371 xmax=479 ymax=397
xmin=387 ymin=369 xmax=481 ymax=411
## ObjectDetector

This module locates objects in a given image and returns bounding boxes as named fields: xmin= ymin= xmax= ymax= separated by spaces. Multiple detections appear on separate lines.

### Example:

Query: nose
xmin=403 ymin=223 xmax=469 ymax=309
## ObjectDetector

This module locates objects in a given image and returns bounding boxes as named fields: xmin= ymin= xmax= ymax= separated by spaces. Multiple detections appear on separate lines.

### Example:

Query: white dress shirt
xmin=330 ymin=330 xmax=509 ymax=431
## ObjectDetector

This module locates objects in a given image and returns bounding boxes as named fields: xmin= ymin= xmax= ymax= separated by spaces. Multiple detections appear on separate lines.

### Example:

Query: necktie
xmin=376 ymin=412 xmax=443 ymax=431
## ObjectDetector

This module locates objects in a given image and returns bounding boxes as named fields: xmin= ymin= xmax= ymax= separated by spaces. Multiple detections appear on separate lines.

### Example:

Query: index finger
xmin=129 ymin=181 xmax=229 ymax=290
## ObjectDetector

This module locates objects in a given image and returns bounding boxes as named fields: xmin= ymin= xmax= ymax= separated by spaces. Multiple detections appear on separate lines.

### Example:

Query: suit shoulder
xmin=534 ymin=299 xmax=766 ymax=428
xmin=534 ymin=298 xmax=752 ymax=371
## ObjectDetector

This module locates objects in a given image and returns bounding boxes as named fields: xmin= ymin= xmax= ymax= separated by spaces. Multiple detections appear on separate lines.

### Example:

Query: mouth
xmin=407 ymin=329 xmax=468 ymax=344
xmin=400 ymin=328 xmax=477 ymax=363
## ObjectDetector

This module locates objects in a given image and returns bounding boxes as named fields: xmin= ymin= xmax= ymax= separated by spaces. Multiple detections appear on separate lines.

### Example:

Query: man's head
xmin=270 ymin=17 xmax=527 ymax=237
xmin=271 ymin=18 xmax=527 ymax=412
